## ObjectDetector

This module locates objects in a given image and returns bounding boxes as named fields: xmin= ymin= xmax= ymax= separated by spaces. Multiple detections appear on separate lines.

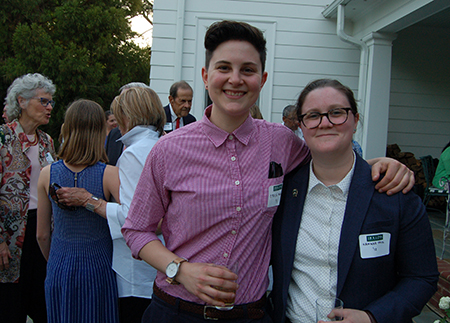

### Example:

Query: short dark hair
xmin=169 ymin=81 xmax=193 ymax=99
xmin=296 ymin=79 xmax=358 ymax=118
xmin=105 ymin=110 xmax=113 ymax=120
xmin=204 ymin=20 xmax=267 ymax=72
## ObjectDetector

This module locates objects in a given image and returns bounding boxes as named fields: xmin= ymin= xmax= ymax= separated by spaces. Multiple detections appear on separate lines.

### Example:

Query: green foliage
xmin=0 ymin=0 xmax=151 ymax=143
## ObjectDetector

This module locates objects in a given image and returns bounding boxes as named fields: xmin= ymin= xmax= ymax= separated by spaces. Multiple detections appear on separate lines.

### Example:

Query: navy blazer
xmin=163 ymin=104 xmax=196 ymax=133
xmin=105 ymin=127 xmax=123 ymax=166
xmin=270 ymin=155 xmax=439 ymax=323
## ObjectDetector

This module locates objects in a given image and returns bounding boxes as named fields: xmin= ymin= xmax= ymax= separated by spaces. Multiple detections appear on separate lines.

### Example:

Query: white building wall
xmin=389 ymin=25 xmax=450 ymax=159
xmin=149 ymin=0 xmax=450 ymax=160
xmin=150 ymin=0 xmax=361 ymax=123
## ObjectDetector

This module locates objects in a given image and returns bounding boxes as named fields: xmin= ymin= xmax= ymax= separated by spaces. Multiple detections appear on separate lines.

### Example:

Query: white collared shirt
xmin=170 ymin=103 xmax=184 ymax=129
xmin=286 ymin=154 xmax=356 ymax=322
xmin=281 ymin=122 xmax=304 ymax=140
xmin=106 ymin=125 xmax=163 ymax=298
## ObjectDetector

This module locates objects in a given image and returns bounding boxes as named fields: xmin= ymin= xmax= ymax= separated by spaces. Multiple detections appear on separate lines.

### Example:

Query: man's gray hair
xmin=119 ymin=82 xmax=150 ymax=93
xmin=282 ymin=104 xmax=296 ymax=118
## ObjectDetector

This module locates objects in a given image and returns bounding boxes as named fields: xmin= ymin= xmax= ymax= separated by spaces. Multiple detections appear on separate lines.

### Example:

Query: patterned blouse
xmin=0 ymin=120 xmax=56 ymax=283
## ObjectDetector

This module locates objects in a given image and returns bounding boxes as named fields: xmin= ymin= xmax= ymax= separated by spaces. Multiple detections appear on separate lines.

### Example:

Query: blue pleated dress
xmin=45 ymin=160 xmax=119 ymax=323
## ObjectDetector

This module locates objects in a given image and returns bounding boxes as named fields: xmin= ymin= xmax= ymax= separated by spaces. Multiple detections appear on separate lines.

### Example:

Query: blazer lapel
xmin=281 ymin=164 xmax=310 ymax=281
xmin=337 ymin=156 xmax=374 ymax=296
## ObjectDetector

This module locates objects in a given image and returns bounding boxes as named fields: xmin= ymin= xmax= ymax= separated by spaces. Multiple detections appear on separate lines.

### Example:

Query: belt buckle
xmin=203 ymin=306 xmax=219 ymax=320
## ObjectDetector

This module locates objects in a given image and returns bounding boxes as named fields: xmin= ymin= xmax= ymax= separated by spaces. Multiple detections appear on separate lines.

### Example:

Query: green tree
xmin=0 ymin=0 xmax=152 ymax=142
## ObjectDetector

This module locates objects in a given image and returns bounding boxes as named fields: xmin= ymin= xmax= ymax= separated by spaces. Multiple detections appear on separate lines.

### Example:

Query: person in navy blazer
xmin=163 ymin=81 xmax=196 ymax=133
xmin=270 ymin=79 xmax=439 ymax=323
xmin=105 ymin=127 xmax=123 ymax=165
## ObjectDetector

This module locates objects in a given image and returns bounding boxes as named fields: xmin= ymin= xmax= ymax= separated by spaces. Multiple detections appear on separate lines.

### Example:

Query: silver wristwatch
xmin=165 ymin=257 xmax=188 ymax=284
xmin=85 ymin=195 xmax=99 ymax=212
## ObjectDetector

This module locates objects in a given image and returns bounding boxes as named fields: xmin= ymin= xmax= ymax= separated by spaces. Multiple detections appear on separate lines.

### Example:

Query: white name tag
xmin=359 ymin=232 xmax=390 ymax=259
xmin=267 ymin=183 xmax=283 ymax=207
xmin=164 ymin=122 xmax=173 ymax=131
xmin=45 ymin=152 xmax=54 ymax=164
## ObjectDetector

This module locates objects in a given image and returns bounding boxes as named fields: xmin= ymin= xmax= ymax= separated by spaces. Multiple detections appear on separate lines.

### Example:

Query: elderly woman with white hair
xmin=0 ymin=73 xmax=57 ymax=323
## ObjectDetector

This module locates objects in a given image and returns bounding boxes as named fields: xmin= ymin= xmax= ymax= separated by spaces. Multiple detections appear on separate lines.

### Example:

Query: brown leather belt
xmin=153 ymin=284 xmax=266 ymax=320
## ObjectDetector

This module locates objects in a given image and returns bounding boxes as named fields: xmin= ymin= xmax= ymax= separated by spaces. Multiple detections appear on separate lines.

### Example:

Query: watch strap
xmin=166 ymin=257 xmax=188 ymax=285
xmin=85 ymin=195 xmax=99 ymax=212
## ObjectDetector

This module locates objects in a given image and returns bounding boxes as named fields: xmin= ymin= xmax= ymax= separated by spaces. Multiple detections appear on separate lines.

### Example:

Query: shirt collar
xmin=169 ymin=103 xmax=179 ymax=121
xmin=118 ymin=125 xmax=158 ymax=147
xmin=200 ymin=105 xmax=255 ymax=148
xmin=308 ymin=151 xmax=356 ymax=195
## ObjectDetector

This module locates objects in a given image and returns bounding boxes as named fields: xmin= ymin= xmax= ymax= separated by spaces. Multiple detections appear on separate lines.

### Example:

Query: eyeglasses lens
xmin=302 ymin=108 xmax=349 ymax=129
xmin=38 ymin=98 xmax=55 ymax=107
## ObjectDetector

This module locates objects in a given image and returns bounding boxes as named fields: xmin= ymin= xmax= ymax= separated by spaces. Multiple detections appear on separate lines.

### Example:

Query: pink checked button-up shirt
xmin=122 ymin=106 xmax=310 ymax=304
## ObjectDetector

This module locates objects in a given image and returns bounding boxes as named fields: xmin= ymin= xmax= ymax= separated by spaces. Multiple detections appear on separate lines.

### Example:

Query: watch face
xmin=166 ymin=262 xmax=178 ymax=278
xmin=86 ymin=203 xmax=95 ymax=212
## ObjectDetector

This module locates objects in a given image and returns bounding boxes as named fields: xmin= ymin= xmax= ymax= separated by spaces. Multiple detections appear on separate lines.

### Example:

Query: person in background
xmin=163 ymin=80 xmax=196 ymax=133
xmin=121 ymin=20 xmax=414 ymax=323
xmin=2 ymin=103 xmax=9 ymax=123
xmin=37 ymin=99 xmax=120 ymax=323
xmin=282 ymin=104 xmax=304 ymax=140
xmin=105 ymin=110 xmax=118 ymax=137
xmin=270 ymin=79 xmax=438 ymax=323
xmin=0 ymin=73 xmax=57 ymax=323
xmin=250 ymin=104 xmax=264 ymax=119
xmin=433 ymin=140 xmax=450 ymax=189
xmin=352 ymin=139 xmax=363 ymax=157
xmin=55 ymin=87 xmax=166 ymax=323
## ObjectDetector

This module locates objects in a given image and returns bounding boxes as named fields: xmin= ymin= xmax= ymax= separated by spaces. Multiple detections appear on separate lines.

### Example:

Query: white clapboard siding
xmin=150 ymin=0 xmax=449 ymax=160
xmin=389 ymin=25 xmax=450 ymax=158
xmin=150 ymin=0 xmax=359 ymax=122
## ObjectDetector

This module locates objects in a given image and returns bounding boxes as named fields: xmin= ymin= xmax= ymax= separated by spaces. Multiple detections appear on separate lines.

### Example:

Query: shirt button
xmin=223 ymin=253 xmax=229 ymax=258
xmin=231 ymin=230 xmax=237 ymax=235
xmin=228 ymin=135 xmax=234 ymax=140
xmin=235 ymin=180 xmax=240 ymax=186
xmin=236 ymin=207 xmax=241 ymax=212
xmin=231 ymin=156 xmax=236 ymax=161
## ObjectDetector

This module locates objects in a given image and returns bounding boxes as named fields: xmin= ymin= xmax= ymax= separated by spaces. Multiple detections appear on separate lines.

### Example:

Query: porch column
xmin=361 ymin=32 xmax=397 ymax=159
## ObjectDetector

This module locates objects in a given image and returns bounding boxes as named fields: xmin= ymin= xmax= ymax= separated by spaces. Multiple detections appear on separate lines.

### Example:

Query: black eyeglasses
xmin=299 ymin=107 xmax=352 ymax=129
xmin=33 ymin=97 xmax=55 ymax=107
xmin=49 ymin=183 xmax=77 ymax=211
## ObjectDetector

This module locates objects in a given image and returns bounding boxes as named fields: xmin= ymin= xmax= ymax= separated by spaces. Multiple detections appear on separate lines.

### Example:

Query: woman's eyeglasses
xmin=299 ymin=107 xmax=352 ymax=129
xmin=49 ymin=183 xmax=77 ymax=211
xmin=33 ymin=97 xmax=55 ymax=107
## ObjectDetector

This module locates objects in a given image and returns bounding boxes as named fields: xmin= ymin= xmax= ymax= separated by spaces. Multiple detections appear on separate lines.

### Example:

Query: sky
xmin=130 ymin=15 xmax=153 ymax=47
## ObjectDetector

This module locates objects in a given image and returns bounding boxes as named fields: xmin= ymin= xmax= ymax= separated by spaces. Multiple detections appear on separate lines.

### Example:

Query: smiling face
xmin=300 ymin=86 xmax=359 ymax=159
xmin=106 ymin=114 xmax=118 ymax=132
xmin=202 ymin=40 xmax=268 ymax=132
xmin=18 ymin=88 xmax=53 ymax=127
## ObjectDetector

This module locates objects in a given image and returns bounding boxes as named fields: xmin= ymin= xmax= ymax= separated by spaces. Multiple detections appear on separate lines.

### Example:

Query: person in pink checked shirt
xmin=121 ymin=20 xmax=415 ymax=323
